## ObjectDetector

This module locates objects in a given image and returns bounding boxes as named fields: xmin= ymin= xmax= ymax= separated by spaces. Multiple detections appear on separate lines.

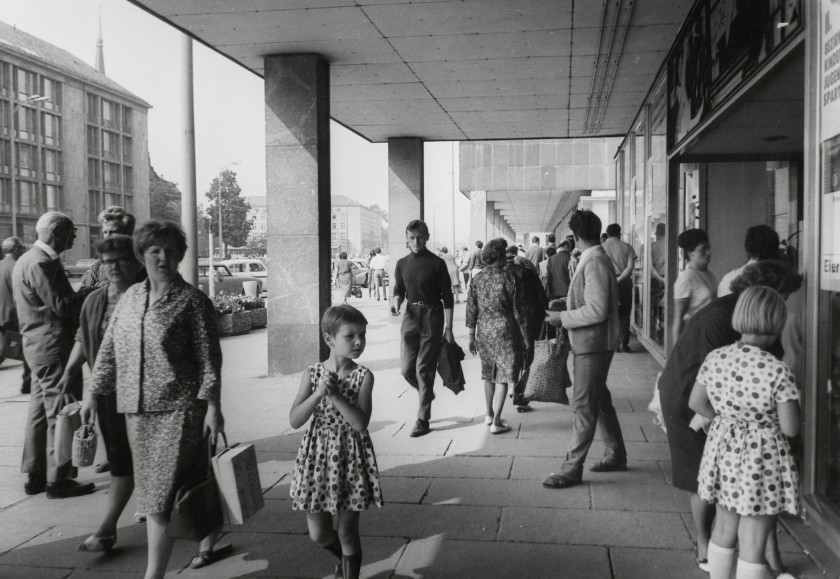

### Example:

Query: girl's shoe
xmin=490 ymin=423 xmax=511 ymax=434
xmin=694 ymin=541 xmax=709 ymax=573
xmin=78 ymin=534 xmax=116 ymax=552
xmin=190 ymin=543 xmax=233 ymax=569
xmin=484 ymin=415 xmax=493 ymax=425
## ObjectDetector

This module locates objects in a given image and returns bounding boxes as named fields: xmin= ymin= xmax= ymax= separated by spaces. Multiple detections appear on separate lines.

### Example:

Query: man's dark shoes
xmin=589 ymin=460 xmax=628 ymax=473
xmin=46 ymin=479 xmax=96 ymax=499
xmin=542 ymin=473 xmax=581 ymax=489
xmin=410 ymin=419 xmax=431 ymax=438
xmin=24 ymin=472 xmax=46 ymax=495
xmin=622 ymin=344 xmax=632 ymax=353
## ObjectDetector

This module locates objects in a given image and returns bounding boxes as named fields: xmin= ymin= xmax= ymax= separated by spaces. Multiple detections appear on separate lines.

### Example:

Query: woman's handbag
xmin=523 ymin=328 xmax=571 ymax=405
xmin=54 ymin=394 xmax=82 ymax=467
xmin=166 ymin=434 xmax=224 ymax=541
xmin=72 ymin=423 xmax=98 ymax=467
xmin=0 ymin=330 xmax=23 ymax=361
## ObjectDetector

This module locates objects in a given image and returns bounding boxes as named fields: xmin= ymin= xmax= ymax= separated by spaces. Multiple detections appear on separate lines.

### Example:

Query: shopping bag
xmin=54 ymin=394 xmax=82 ymax=467
xmin=0 ymin=330 xmax=23 ymax=361
xmin=211 ymin=434 xmax=264 ymax=525
xmin=72 ymin=423 xmax=98 ymax=467
xmin=166 ymin=435 xmax=224 ymax=541
xmin=523 ymin=332 xmax=571 ymax=405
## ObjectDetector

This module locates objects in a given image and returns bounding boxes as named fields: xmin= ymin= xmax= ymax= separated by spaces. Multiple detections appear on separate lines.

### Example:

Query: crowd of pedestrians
xmin=2 ymin=203 xmax=805 ymax=579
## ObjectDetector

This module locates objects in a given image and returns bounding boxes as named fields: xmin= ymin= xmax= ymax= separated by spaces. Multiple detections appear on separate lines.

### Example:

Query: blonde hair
xmin=731 ymin=285 xmax=787 ymax=336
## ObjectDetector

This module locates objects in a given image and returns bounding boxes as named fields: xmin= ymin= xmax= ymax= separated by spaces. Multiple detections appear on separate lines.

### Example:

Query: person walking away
xmin=366 ymin=250 xmax=377 ymax=299
xmin=369 ymin=247 xmax=388 ymax=301
xmin=525 ymin=236 xmax=545 ymax=267
xmin=689 ymin=286 xmax=800 ymax=579
xmin=461 ymin=240 xmax=485 ymax=290
xmin=539 ymin=247 xmax=556 ymax=288
xmin=717 ymin=224 xmax=779 ymax=297
xmin=503 ymin=244 xmax=545 ymax=412
xmin=650 ymin=223 xmax=667 ymax=343
xmin=0 ymin=236 xmax=30 ymax=394
xmin=391 ymin=219 xmax=455 ymax=437
xmin=68 ymin=235 xmax=140 ymax=552
xmin=438 ymin=247 xmax=462 ymax=303
xmin=542 ymin=210 xmax=626 ymax=489
xmin=80 ymin=206 xmax=137 ymax=289
xmin=546 ymin=233 xmax=557 ymax=251
xmin=545 ymin=240 xmax=572 ymax=301
xmin=334 ymin=252 xmax=357 ymax=304
xmin=15 ymin=212 xmax=94 ymax=498
xmin=673 ymin=229 xmax=717 ymax=338
xmin=468 ymin=239 xmax=531 ymax=432
xmin=602 ymin=223 xmax=637 ymax=353
xmin=289 ymin=304 xmax=383 ymax=579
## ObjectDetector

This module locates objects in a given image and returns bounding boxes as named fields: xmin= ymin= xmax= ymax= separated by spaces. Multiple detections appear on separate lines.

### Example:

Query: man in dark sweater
xmin=391 ymin=219 xmax=455 ymax=437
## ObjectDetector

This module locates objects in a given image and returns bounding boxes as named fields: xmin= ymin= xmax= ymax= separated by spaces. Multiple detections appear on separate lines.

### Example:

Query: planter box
xmin=248 ymin=308 xmax=267 ymax=329
xmin=217 ymin=312 xmax=251 ymax=336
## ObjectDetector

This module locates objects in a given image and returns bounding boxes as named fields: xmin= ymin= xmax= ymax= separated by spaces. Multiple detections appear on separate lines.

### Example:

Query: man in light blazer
xmin=14 ymin=212 xmax=94 ymax=498
xmin=542 ymin=209 xmax=627 ymax=488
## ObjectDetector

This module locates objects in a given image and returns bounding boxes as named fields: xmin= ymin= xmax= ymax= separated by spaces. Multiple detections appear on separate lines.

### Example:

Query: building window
xmin=17 ymin=180 xmax=38 ymax=215
xmin=123 ymin=166 xmax=133 ymax=191
xmin=16 ymin=143 xmax=36 ymax=177
xmin=41 ymin=112 xmax=60 ymax=146
xmin=42 ymin=149 xmax=61 ymax=182
xmin=123 ymin=195 xmax=133 ymax=213
xmin=106 ymin=192 xmax=121 ymax=207
xmin=0 ymin=100 xmax=8 ymax=137
xmin=103 ymin=162 xmax=120 ymax=189
xmin=122 ymin=136 xmax=132 ymax=163
xmin=40 ymin=77 xmax=61 ymax=111
xmin=15 ymin=106 xmax=36 ymax=140
xmin=44 ymin=183 xmax=62 ymax=210
xmin=0 ymin=62 xmax=10 ymax=97
xmin=89 ymin=190 xmax=102 ymax=222
xmin=87 ymin=94 xmax=99 ymax=124
xmin=122 ymin=108 xmax=132 ymax=134
xmin=88 ymin=158 xmax=100 ymax=187
xmin=15 ymin=68 xmax=36 ymax=99
xmin=102 ymin=130 xmax=119 ymax=161
xmin=0 ymin=177 xmax=9 ymax=210
xmin=87 ymin=126 xmax=100 ymax=155
xmin=0 ymin=140 xmax=9 ymax=172
xmin=101 ymin=99 xmax=119 ymax=130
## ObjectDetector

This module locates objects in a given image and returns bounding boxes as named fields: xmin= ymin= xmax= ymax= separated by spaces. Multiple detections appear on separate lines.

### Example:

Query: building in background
xmin=0 ymin=20 xmax=150 ymax=263
xmin=246 ymin=195 xmax=266 ymax=242
xmin=331 ymin=195 xmax=381 ymax=258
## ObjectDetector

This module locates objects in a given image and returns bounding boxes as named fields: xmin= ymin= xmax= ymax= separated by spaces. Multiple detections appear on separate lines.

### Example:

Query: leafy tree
xmin=246 ymin=236 xmax=267 ymax=257
xmin=204 ymin=170 xmax=253 ymax=257
xmin=149 ymin=164 xmax=181 ymax=222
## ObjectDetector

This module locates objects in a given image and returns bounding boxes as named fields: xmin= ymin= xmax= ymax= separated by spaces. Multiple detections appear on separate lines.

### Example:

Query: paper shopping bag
xmin=54 ymin=395 xmax=82 ymax=467
xmin=211 ymin=441 xmax=264 ymax=525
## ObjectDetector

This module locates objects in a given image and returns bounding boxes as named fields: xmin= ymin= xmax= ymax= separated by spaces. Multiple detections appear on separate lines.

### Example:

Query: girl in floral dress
xmin=689 ymin=286 xmax=801 ymax=579
xmin=289 ymin=304 xmax=383 ymax=579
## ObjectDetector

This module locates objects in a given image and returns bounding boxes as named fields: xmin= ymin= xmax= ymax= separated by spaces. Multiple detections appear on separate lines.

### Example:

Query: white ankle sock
xmin=736 ymin=559 xmax=770 ymax=579
xmin=708 ymin=541 xmax=737 ymax=579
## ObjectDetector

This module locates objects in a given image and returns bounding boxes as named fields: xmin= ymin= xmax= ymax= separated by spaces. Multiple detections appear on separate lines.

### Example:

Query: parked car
xmin=197 ymin=261 xmax=263 ymax=296
xmin=222 ymin=259 xmax=267 ymax=296
xmin=331 ymin=259 xmax=388 ymax=289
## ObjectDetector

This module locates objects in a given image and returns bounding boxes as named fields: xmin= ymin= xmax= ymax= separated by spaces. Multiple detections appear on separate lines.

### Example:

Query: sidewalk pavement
xmin=0 ymin=297 xmax=826 ymax=578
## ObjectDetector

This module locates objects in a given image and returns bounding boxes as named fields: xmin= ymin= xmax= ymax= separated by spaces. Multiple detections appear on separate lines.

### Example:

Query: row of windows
xmin=87 ymin=126 xmax=132 ymax=163
xmin=0 ymin=61 xmax=63 ymax=111
xmin=87 ymin=158 xmax=133 ymax=192
xmin=0 ymin=101 xmax=62 ymax=146
xmin=331 ymin=223 xmax=346 ymax=229
xmin=88 ymin=190 xmax=133 ymax=222
xmin=86 ymin=94 xmax=132 ymax=134
xmin=0 ymin=140 xmax=63 ymax=183
xmin=0 ymin=178 xmax=64 ymax=216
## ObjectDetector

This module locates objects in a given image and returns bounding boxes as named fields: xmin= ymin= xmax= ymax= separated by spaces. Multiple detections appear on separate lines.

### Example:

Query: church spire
xmin=95 ymin=5 xmax=105 ymax=74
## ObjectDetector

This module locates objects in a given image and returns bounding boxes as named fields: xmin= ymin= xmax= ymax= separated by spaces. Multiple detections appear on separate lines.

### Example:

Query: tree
xmin=149 ymin=164 xmax=182 ymax=222
xmin=204 ymin=170 xmax=253 ymax=257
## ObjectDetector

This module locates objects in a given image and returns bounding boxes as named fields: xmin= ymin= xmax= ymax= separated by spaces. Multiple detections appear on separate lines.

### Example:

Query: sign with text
xmin=821 ymin=135 xmax=840 ymax=291
xmin=824 ymin=0 xmax=840 ymax=138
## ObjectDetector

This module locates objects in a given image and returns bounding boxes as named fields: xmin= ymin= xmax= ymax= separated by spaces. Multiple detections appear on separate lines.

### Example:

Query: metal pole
xmin=208 ymin=232 xmax=216 ymax=298
xmin=180 ymin=37 xmax=198 ymax=286
xmin=218 ymin=180 xmax=223 ymax=259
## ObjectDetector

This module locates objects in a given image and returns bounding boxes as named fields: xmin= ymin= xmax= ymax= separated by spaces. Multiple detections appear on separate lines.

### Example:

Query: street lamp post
xmin=217 ymin=160 xmax=240 ymax=259
xmin=9 ymin=95 xmax=49 ymax=237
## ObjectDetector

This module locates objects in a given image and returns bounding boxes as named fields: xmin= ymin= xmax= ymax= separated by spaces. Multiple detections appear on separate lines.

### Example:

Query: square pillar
xmin=264 ymin=54 xmax=331 ymax=375
xmin=388 ymin=138 xmax=424 ymax=275
xmin=469 ymin=190 xmax=487 ymax=245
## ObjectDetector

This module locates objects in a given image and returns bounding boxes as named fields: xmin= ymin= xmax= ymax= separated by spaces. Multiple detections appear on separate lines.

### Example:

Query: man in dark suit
xmin=14 ymin=212 xmax=93 ymax=498
xmin=0 ymin=236 xmax=30 ymax=394
xmin=542 ymin=210 xmax=627 ymax=489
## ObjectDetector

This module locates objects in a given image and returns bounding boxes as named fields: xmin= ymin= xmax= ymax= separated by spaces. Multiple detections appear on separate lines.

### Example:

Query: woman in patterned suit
xmin=88 ymin=220 xmax=227 ymax=578
xmin=466 ymin=238 xmax=531 ymax=434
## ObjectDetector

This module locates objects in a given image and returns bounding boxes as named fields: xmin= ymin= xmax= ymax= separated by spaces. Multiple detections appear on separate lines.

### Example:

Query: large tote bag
xmin=167 ymin=434 xmax=224 ymax=541
xmin=522 ymin=330 xmax=571 ymax=405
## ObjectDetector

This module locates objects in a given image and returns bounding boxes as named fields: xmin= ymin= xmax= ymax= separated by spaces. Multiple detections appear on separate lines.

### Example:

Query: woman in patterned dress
xmin=89 ymin=220 xmax=227 ymax=579
xmin=689 ymin=286 xmax=800 ymax=579
xmin=289 ymin=304 xmax=383 ymax=579
xmin=466 ymin=238 xmax=531 ymax=434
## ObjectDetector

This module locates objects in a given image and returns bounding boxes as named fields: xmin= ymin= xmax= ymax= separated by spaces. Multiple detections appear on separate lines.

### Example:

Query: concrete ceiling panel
xmin=332 ymin=82 xmax=430 ymax=102
xmin=425 ymin=78 xmax=569 ymax=100
xmin=410 ymin=57 xmax=571 ymax=83
xmin=451 ymin=110 xmax=569 ymax=127
xmin=390 ymin=30 xmax=573 ymax=63
xmin=331 ymin=63 xmax=417 ymax=85
xmin=224 ymin=38 xmax=403 ymax=66
xmin=144 ymin=0 xmax=354 ymax=14
xmin=438 ymin=95 xmax=571 ymax=113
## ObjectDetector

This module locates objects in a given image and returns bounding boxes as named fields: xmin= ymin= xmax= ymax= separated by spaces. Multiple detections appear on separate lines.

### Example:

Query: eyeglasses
xmin=102 ymin=257 xmax=134 ymax=267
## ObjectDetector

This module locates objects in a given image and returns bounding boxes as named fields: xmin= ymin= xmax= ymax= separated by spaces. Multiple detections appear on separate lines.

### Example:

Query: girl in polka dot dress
xmin=289 ymin=305 xmax=383 ymax=579
xmin=689 ymin=286 xmax=801 ymax=579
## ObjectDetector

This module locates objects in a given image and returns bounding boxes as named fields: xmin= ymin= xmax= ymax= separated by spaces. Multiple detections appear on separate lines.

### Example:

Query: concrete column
xmin=469 ymin=190 xmax=487 ymax=245
xmin=388 ymin=138 xmax=424 ymax=282
xmin=494 ymin=209 xmax=503 ymax=239
xmin=264 ymin=54 xmax=331 ymax=375
xmin=485 ymin=203 xmax=495 ymax=241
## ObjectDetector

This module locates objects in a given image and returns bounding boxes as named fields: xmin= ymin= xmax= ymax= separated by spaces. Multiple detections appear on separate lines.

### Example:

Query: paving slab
xmin=611 ymin=546 xmax=710 ymax=579
xmin=510 ymin=457 xmax=671 ymax=484
xmin=0 ymin=566 xmax=69 ymax=578
xmin=424 ymin=477 xmax=591 ymax=508
xmin=591 ymin=482 xmax=690 ymax=513
xmin=362 ymin=503 xmax=501 ymax=541
xmin=67 ymin=570 xmax=144 ymax=578
xmin=376 ymin=454 xmax=513 ymax=479
xmin=0 ymin=523 xmax=50 ymax=555
xmin=395 ymin=537 xmax=612 ymax=579
xmin=446 ymin=435 xmax=572 ymax=457
xmin=499 ymin=507 xmax=692 ymax=548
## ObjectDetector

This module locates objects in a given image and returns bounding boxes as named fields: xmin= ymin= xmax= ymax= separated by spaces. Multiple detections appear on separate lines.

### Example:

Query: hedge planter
xmin=217 ymin=311 xmax=251 ymax=336
xmin=249 ymin=307 xmax=267 ymax=329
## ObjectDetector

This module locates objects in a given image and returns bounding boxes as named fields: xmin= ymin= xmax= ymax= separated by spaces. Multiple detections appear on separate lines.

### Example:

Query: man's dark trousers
xmin=558 ymin=350 xmax=626 ymax=480
xmin=617 ymin=277 xmax=633 ymax=348
xmin=400 ymin=303 xmax=443 ymax=421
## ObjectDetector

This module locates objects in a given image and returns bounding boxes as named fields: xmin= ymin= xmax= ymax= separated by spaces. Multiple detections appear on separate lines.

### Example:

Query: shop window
xmin=41 ymin=112 xmax=60 ymax=146
xmin=87 ymin=126 xmax=100 ymax=155
xmin=647 ymin=83 xmax=668 ymax=347
xmin=631 ymin=114 xmax=646 ymax=330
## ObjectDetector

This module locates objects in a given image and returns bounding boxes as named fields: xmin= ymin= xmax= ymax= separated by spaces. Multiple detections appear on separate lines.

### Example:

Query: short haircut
xmin=440 ymin=247 xmax=448 ymax=253
xmin=558 ymin=240 xmax=571 ymax=250
xmin=547 ymin=233 xmax=556 ymax=243
xmin=321 ymin=304 xmax=368 ymax=336
xmin=505 ymin=245 xmax=518 ymax=256
xmin=98 ymin=206 xmax=136 ymax=235
xmin=35 ymin=211 xmax=72 ymax=237
xmin=545 ymin=247 xmax=557 ymax=258
xmin=606 ymin=223 xmax=621 ymax=237
xmin=133 ymin=219 xmax=187 ymax=262
xmin=655 ymin=223 xmax=666 ymax=237
xmin=375 ymin=247 xmax=382 ymax=254
xmin=95 ymin=233 xmax=134 ymax=257
xmin=565 ymin=237 xmax=575 ymax=251
xmin=744 ymin=225 xmax=780 ymax=261
xmin=369 ymin=249 xmax=376 ymax=257
xmin=406 ymin=219 xmax=429 ymax=235
xmin=482 ymin=238 xmax=507 ymax=265
xmin=475 ymin=240 xmax=483 ymax=248
xmin=339 ymin=251 xmax=348 ymax=259
xmin=531 ymin=236 xmax=540 ymax=243
xmin=568 ymin=210 xmax=601 ymax=243
xmin=729 ymin=260 xmax=803 ymax=296
xmin=731 ymin=285 xmax=787 ymax=336
xmin=2 ymin=236 xmax=23 ymax=255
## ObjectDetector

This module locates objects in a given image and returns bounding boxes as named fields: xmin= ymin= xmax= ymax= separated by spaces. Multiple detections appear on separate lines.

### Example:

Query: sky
xmin=0 ymin=0 xmax=470 ymax=249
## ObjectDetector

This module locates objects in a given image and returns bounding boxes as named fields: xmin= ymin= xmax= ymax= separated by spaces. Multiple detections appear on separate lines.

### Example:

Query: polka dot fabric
xmin=290 ymin=364 xmax=384 ymax=513
xmin=697 ymin=343 xmax=800 ymax=516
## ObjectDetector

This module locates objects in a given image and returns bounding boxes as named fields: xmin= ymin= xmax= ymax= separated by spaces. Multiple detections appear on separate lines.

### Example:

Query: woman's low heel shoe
xmin=78 ymin=534 xmax=116 ymax=552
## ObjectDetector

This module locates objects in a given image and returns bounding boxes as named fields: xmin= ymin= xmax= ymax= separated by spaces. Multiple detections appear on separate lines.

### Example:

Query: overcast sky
xmin=0 ymin=0 xmax=469 ymax=248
